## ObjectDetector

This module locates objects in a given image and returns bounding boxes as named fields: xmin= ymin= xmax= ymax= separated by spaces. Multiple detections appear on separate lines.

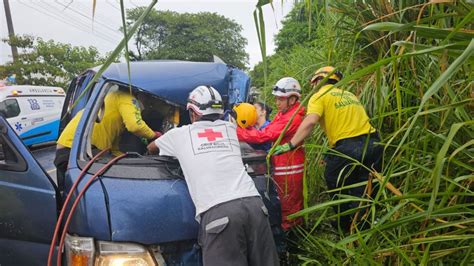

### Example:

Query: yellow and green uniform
xmin=307 ymin=85 xmax=375 ymax=147
xmin=57 ymin=110 xmax=83 ymax=149
xmin=57 ymin=90 xmax=155 ymax=154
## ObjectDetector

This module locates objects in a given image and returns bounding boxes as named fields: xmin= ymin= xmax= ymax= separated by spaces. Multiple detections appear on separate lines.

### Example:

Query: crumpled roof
xmin=94 ymin=60 xmax=231 ymax=107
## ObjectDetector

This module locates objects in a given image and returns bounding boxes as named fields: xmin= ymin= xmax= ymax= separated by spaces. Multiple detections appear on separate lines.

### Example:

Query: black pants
xmin=198 ymin=197 xmax=279 ymax=266
xmin=324 ymin=133 xmax=382 ymax=231
xmin=54 ymin=147 xmax=70 ymax=194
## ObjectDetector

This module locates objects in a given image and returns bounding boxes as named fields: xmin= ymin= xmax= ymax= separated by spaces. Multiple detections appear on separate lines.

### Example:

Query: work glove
xmin=273 ymin=142 xmax=295 ymax=155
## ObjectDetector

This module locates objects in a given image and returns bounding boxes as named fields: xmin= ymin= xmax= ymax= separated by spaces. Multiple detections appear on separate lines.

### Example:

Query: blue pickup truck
xmin=0 ymin=61 xmax=282 ymax=265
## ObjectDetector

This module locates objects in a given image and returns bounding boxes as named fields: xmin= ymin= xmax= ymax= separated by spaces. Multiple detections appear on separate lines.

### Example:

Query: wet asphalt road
xmin=30 ymin=143 xmax=57 ymax=184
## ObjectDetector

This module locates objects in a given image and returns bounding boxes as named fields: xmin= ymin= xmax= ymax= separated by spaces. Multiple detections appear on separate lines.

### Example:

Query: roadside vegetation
xmin=124 ymin=8 xmax=249 ymax=69
xmin=1 ymin=35 xmax=105 ymax=88
xmin=251 ymin=1 xmax=473 ymax=264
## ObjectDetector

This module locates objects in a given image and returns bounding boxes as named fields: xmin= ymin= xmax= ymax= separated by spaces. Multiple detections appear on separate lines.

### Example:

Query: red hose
xmin=57 ymin=153 xmax=127 ymax=266
xmin=47 ymin=148 xmax=110 ymax=266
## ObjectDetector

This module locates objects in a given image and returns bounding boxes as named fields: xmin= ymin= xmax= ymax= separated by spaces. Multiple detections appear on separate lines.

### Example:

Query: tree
xmin=125 ymin=8 xmax=249 ymax=69
xmin=0 ymin=35 xmax=104 ymax=88
xmin=274 ymin=1 xmax=321 ymax=52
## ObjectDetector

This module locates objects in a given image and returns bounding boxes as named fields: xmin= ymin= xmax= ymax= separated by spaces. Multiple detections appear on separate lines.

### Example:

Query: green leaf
xmin=363 ymin=22 xmax=474 ymax=41
xmin=362 ymin=22 xmax=407 ymax=32
xmin=288 ymin=197 xmax=371 ymax=219
xmin=430 ymin=121 xmax=474 ymax=213
xmin=388 ymin=39 xmax=474 ymax=174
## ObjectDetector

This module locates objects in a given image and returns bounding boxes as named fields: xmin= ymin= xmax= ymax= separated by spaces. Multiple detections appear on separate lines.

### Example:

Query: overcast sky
xmin=0 ymin=0 xmax=293 ymax=68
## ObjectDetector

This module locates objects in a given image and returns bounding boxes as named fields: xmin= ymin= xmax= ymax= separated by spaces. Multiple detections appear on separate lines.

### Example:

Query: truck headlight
xmin=65 ymin=235 xmax=163 ymax=266
xmin=95 ymin=241 xmax=156 ymax=266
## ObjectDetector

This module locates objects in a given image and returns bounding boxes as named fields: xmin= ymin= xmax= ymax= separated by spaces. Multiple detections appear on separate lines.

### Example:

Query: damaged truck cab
xmin=0 ymin=61 xmax=281 ymax=265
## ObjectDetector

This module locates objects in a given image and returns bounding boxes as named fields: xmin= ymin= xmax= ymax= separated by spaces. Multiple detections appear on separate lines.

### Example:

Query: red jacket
xmin=237 ymin=103 xmax=306 ymax=229
xmin=237 ymin=102 xmax=305 ymax=159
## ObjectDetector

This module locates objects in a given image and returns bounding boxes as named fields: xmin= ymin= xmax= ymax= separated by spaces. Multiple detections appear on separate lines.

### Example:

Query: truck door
xmin=59 ymin=70 xmax=97 ymax=133
xmin=0 ymin=116 xmax=58 ymax=265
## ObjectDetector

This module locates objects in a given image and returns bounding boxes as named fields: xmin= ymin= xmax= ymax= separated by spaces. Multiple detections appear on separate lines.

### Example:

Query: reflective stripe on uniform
xmin=273 ymin=169 xmax=304 ymax=176
xmin=274 ymin=164 xmax=304 ymax=170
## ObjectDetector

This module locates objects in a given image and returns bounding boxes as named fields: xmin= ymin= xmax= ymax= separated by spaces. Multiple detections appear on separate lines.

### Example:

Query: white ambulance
xmin=0 ymin=84 xmax=65 ymax=146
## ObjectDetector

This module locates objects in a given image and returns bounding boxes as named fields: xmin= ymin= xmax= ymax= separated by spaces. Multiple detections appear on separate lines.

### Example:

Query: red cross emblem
xmin=197 ymin=128 xmax=223 ymax=141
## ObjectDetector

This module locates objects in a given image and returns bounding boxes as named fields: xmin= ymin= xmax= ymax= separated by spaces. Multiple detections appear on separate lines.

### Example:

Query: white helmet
xmin=187 ymin=85 xmax=224 ymax=116
xmin=272 ymin=77 xmax=301 ymax=98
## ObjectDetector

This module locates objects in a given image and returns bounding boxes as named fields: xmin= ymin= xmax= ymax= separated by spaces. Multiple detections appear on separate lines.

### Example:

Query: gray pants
xmin=198 ymin=196 xmax=279 ymax=266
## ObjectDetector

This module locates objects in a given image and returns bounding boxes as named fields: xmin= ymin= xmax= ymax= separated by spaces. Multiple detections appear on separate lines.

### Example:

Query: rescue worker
xmin=251 ymin=101 xmax=273 ymax=151
xmin=236 ymin=77 xmax=306 ymax=230
xmin=54 ymin=87 xmax=161 ymax=194
xmin=274 ymin=66 xmax=382 ymax=231
xmin=232 ymin=102 xmax=258 ymax=129
xmin=147 ymin=86 xmax=278 ymax=266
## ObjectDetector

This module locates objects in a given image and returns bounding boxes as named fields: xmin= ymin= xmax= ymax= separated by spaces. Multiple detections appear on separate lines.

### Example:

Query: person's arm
xmin=118 ymin=94 xmax=156 ymax=139
xmin=147 ymin=141 xmax=159 ymax=155
xmin=290 ymin=113 xmax=320 ymax=146
xmin=147 ymin=129 xmax=175 ymax=156
xmin=237 ymin=113 xmax=301 ymax=144
xmin=273 ymin=113 xmax=320 ymax=155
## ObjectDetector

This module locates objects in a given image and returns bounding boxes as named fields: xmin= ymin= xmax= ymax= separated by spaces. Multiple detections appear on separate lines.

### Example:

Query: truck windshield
xmin=79 ymin=82 xmax=266 ymax=179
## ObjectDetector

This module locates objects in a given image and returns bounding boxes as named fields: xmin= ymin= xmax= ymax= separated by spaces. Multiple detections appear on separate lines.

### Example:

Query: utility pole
xmin=3 ymin=0 xmax=18 ymax=62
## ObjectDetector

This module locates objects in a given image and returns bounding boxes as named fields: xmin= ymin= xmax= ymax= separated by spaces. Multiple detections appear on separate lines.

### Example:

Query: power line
xmin=75 ymin=1 xmax=120 ymax=23
xmin=53 ymin=0 xmax=124 ymax=38
xmin=17 ymin=0 xmax=118 ymax=46
xmin=73 ymin=1 xmax=127 ymax=39
xmin=129 ymin=0 xmax=140 ymax=8
xmin=60 ymin=0 xmax=74 ymax=11
xmin=41 ymin=1 xmax=122 ymax=42
xmin=37 ymin=1 xmax=121 ymax=43
xmin=105 ymin=0 xmax=121 ymax=11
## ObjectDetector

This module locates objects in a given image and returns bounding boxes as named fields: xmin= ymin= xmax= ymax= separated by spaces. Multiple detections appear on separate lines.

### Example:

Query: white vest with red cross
xmin=154 ymin=120 xmax=260 ymax=221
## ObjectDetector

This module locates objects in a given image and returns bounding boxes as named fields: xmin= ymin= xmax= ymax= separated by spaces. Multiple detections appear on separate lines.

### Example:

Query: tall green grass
xmin=84 ymin=0 xmax=472 ymax=264
xmin=255 ymin=0 xmax=473 ymax=264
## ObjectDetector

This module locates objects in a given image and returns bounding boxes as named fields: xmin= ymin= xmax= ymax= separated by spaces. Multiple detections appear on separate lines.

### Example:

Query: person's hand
xmin=154 ymin=131 xmax=163 ymax=139
xmin=273 ymin=142 xmax=294 ymax=155
xmin=149 ymin=131 xmax=162 ymax=142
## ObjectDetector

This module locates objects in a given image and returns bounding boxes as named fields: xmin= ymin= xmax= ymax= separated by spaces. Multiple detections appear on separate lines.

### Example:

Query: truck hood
xmin=100 ymin=176 xmax=198 ymax=244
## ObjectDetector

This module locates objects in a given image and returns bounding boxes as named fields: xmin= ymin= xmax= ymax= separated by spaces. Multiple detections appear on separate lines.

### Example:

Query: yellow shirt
xmin=57 ymin=110 xmax=83 ymax=149
xmin=57 ymin=90 xmax=155 ymax=154
xmin=307 ymin=85 xmax=375 ymax=147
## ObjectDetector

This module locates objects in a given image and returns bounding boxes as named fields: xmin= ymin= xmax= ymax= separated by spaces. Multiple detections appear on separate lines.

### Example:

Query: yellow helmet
xmin=310 ymin=66 xmax=343 ymax=84
xmin=232 ymin=103 xmax=257 ymax=128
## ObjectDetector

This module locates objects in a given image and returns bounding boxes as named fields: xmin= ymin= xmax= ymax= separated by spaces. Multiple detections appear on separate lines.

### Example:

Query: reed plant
xmin=255 ymin=0 xmax=473 ymax=264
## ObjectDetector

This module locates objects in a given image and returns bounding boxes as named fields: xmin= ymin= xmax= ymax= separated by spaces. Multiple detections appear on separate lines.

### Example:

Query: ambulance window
xmin=0 ymin=99 xmax=20 ymax=118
